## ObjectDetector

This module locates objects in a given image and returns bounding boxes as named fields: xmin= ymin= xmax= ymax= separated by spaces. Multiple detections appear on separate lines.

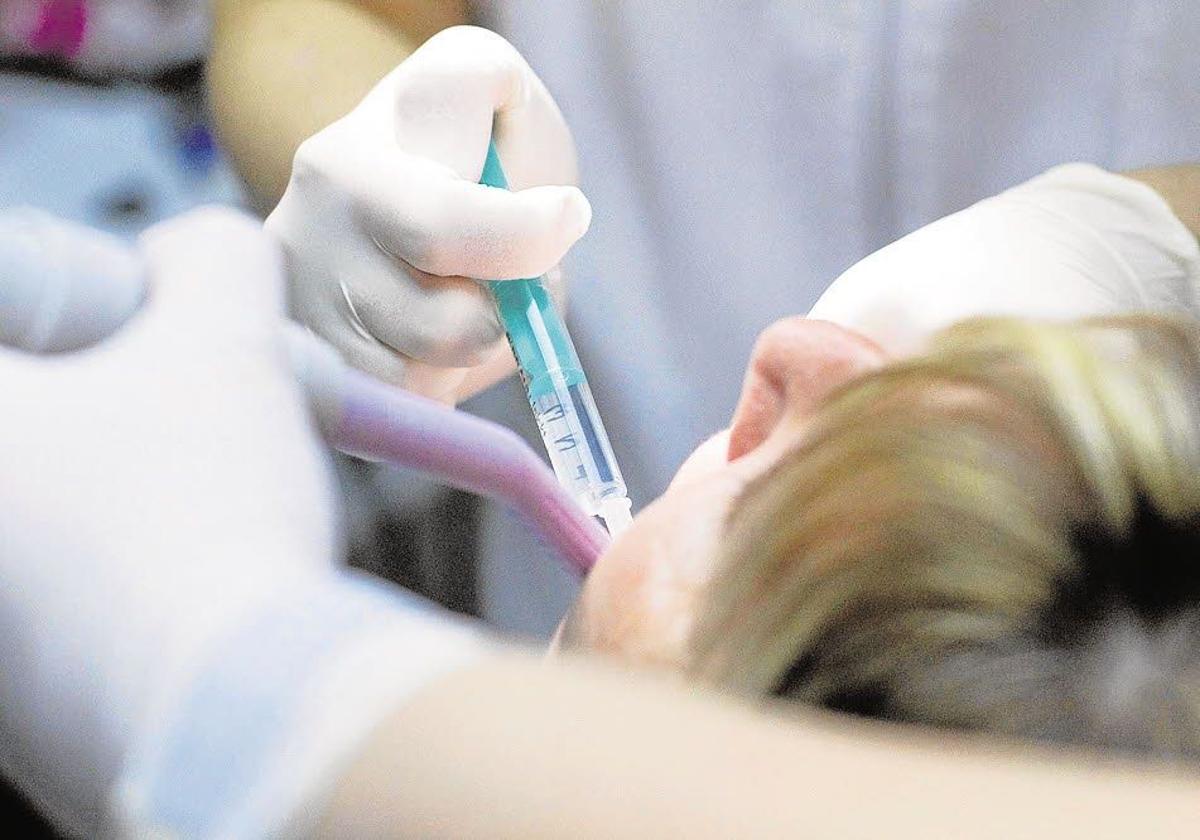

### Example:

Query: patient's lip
xmin=670 ymin=428 xmax=733 ymax=488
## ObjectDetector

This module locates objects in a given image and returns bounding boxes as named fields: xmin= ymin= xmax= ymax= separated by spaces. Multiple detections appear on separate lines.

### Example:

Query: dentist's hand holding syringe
xmin=268 ymin=25 xmax=632 ymax=533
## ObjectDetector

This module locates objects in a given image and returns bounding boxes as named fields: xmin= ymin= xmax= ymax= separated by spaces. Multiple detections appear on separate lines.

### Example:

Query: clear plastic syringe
xmin=480 ymin=140 xmax=633 ymax=536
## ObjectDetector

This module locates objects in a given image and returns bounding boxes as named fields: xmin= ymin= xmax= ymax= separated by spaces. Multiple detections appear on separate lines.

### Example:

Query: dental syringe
xmin=480 ymin=140 xmax=633 ymax=536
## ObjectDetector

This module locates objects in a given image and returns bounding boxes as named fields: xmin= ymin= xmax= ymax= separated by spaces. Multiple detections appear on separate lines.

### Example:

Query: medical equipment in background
xmin=1 ymin=0 xmax=211 ymax=78
xmin=0 ymin=72 xmax=248 ymax=241
xmin=481 ymin=140 xmax=633 ymax=537
xmin=0 ymin=210 xmax=608 ymax=573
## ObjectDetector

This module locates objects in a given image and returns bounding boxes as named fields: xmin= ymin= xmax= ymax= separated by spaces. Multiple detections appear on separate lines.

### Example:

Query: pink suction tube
xmin=335 ymin=370 xmax=607 ymax=574
xmin=288 ymin=329 xmax=609 ymax=575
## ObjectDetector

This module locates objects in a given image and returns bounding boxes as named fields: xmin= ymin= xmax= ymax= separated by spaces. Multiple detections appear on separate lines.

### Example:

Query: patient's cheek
xmin=575 ymin=534 xmax=689 ymax=668
xmin=570 ymin=475 xmax=741 ymax=671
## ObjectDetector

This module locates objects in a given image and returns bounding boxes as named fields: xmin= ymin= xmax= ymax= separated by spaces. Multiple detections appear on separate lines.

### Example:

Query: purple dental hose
xmin=328 ymin=365 xmax=609 ymax=575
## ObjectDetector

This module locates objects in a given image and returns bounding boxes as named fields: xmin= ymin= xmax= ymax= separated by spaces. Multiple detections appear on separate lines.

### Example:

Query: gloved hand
xmin=0 ymin=207 xmax=338 ymax=834
xmin=267 ymin=25 xmax=590 ymax=403
xmin=809 ymin=163 xmax=1200 ymax=354
xmin=0 ymin=0 xmax=209 ymax=77
xmin=0 ymin=207 xmax=144 ymax=353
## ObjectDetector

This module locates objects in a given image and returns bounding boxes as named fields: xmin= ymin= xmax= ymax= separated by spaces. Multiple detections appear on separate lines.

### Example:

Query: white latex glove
xmin=268 ymin=25 xmax=590 ymax=403
xmin=0 ymin=207 xmax=491 ymax=838
xmin=0 ymin=207 xmax=144 ymax=352
xmin=0 ymin=0 xmax=209 ymax=77
xmin=0 ymin=207 xmax=336 ymax=834
xmin=810 ymin=164 xmax=1200 ymax=354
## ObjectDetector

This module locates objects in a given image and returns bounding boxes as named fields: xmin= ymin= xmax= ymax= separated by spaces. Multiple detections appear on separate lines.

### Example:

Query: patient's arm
xmin=208 ymin=0 xmax=468 ymax=210
xmin=316 ymin=651 xmax=1200 ymax=839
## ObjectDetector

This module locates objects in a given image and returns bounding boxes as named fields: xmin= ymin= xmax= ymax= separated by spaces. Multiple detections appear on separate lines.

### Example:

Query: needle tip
xmin=599 ymin=497 xmax=634 ymax=538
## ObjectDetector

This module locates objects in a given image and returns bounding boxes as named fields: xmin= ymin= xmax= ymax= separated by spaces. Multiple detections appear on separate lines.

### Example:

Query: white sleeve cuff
xmin=108 ymin=573 xmax=493 ymax=839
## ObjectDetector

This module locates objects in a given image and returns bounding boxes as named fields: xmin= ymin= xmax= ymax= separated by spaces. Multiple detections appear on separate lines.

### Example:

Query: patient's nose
xmin=727 ymin=317 xmax=886 ymax=461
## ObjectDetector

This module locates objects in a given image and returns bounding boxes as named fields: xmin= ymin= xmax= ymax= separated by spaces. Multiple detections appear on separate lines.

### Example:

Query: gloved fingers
xmin=454 ymin=340 xmax=520 ymax=403
xmin=311 ymin=302 xmax=478 ymax=403
xmin=315 ymin=316 xmax=410 ymax=388
xmin=808 ymin=164 xmax=1195 ymax=355
xmin=136 ymin=207 xmax=285 ymax=342
xmin=491 ymin=69 xmax=580 ymax=190
xmin=349 ymin=255 xmax=506 ymax=368
xmin=282 ymin=248 xmax=414 ymax=386
xmin=363 ymin=25 xmax=579 ymax=188
xmin=541 ymin=263 xmax=568 ymax=312
xmin=356 ymin=151 xmax=590 ymax=280
xmin=0 ymin=208 xmax=144 ymax=354
xmin=401 ymin=360 xmax=472 ymax=405
xmin=996 ymin=164 xmax=1200 ymax=305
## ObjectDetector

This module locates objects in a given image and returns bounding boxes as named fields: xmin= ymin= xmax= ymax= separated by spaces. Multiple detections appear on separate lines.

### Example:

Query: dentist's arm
xmin=210 ymin=0 xmax=468 ymax=209
xmin=316 ymin=652 xmax=1200 ymax=839
xmin=0 ymin=207 xmax=494 ymax=836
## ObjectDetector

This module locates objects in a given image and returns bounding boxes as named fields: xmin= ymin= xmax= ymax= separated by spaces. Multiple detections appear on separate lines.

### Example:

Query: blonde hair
xmin=688 ymin=315 xmax=1200 ymax=758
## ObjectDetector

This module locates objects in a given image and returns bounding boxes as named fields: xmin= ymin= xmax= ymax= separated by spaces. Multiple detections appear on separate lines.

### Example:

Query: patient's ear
xmin=727 ymin=318 xmax=889 ymax=461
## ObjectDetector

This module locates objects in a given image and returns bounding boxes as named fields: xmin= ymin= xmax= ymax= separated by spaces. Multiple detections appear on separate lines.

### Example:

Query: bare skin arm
xmin=316 ymin=651 xmax=1199 ymax=839
xmin=208 ymin=0 xmax=468 ymax=211
xmin=1127 ymin=163 xmax=1200 ymax=241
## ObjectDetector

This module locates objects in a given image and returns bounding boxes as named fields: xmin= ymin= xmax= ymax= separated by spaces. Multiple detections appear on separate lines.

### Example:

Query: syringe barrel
xmin=480 ymin=138 xmax=630 ymax=519
xmin=529 ymin=377 xmax=628 ymax=515
xmin=491 ymin=276 xmax=627 ymax=513
xmin=490 ymin=277 xmax=584 ymax=397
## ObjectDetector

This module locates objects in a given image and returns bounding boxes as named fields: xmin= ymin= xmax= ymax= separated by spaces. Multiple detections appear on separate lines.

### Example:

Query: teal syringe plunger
xmin=479 ymin=140 xmax=633 ymax=536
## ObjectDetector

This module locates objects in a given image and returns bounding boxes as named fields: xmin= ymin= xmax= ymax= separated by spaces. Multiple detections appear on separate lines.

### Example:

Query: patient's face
xmin=560 ymin=317 xmax=886 ymax=668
